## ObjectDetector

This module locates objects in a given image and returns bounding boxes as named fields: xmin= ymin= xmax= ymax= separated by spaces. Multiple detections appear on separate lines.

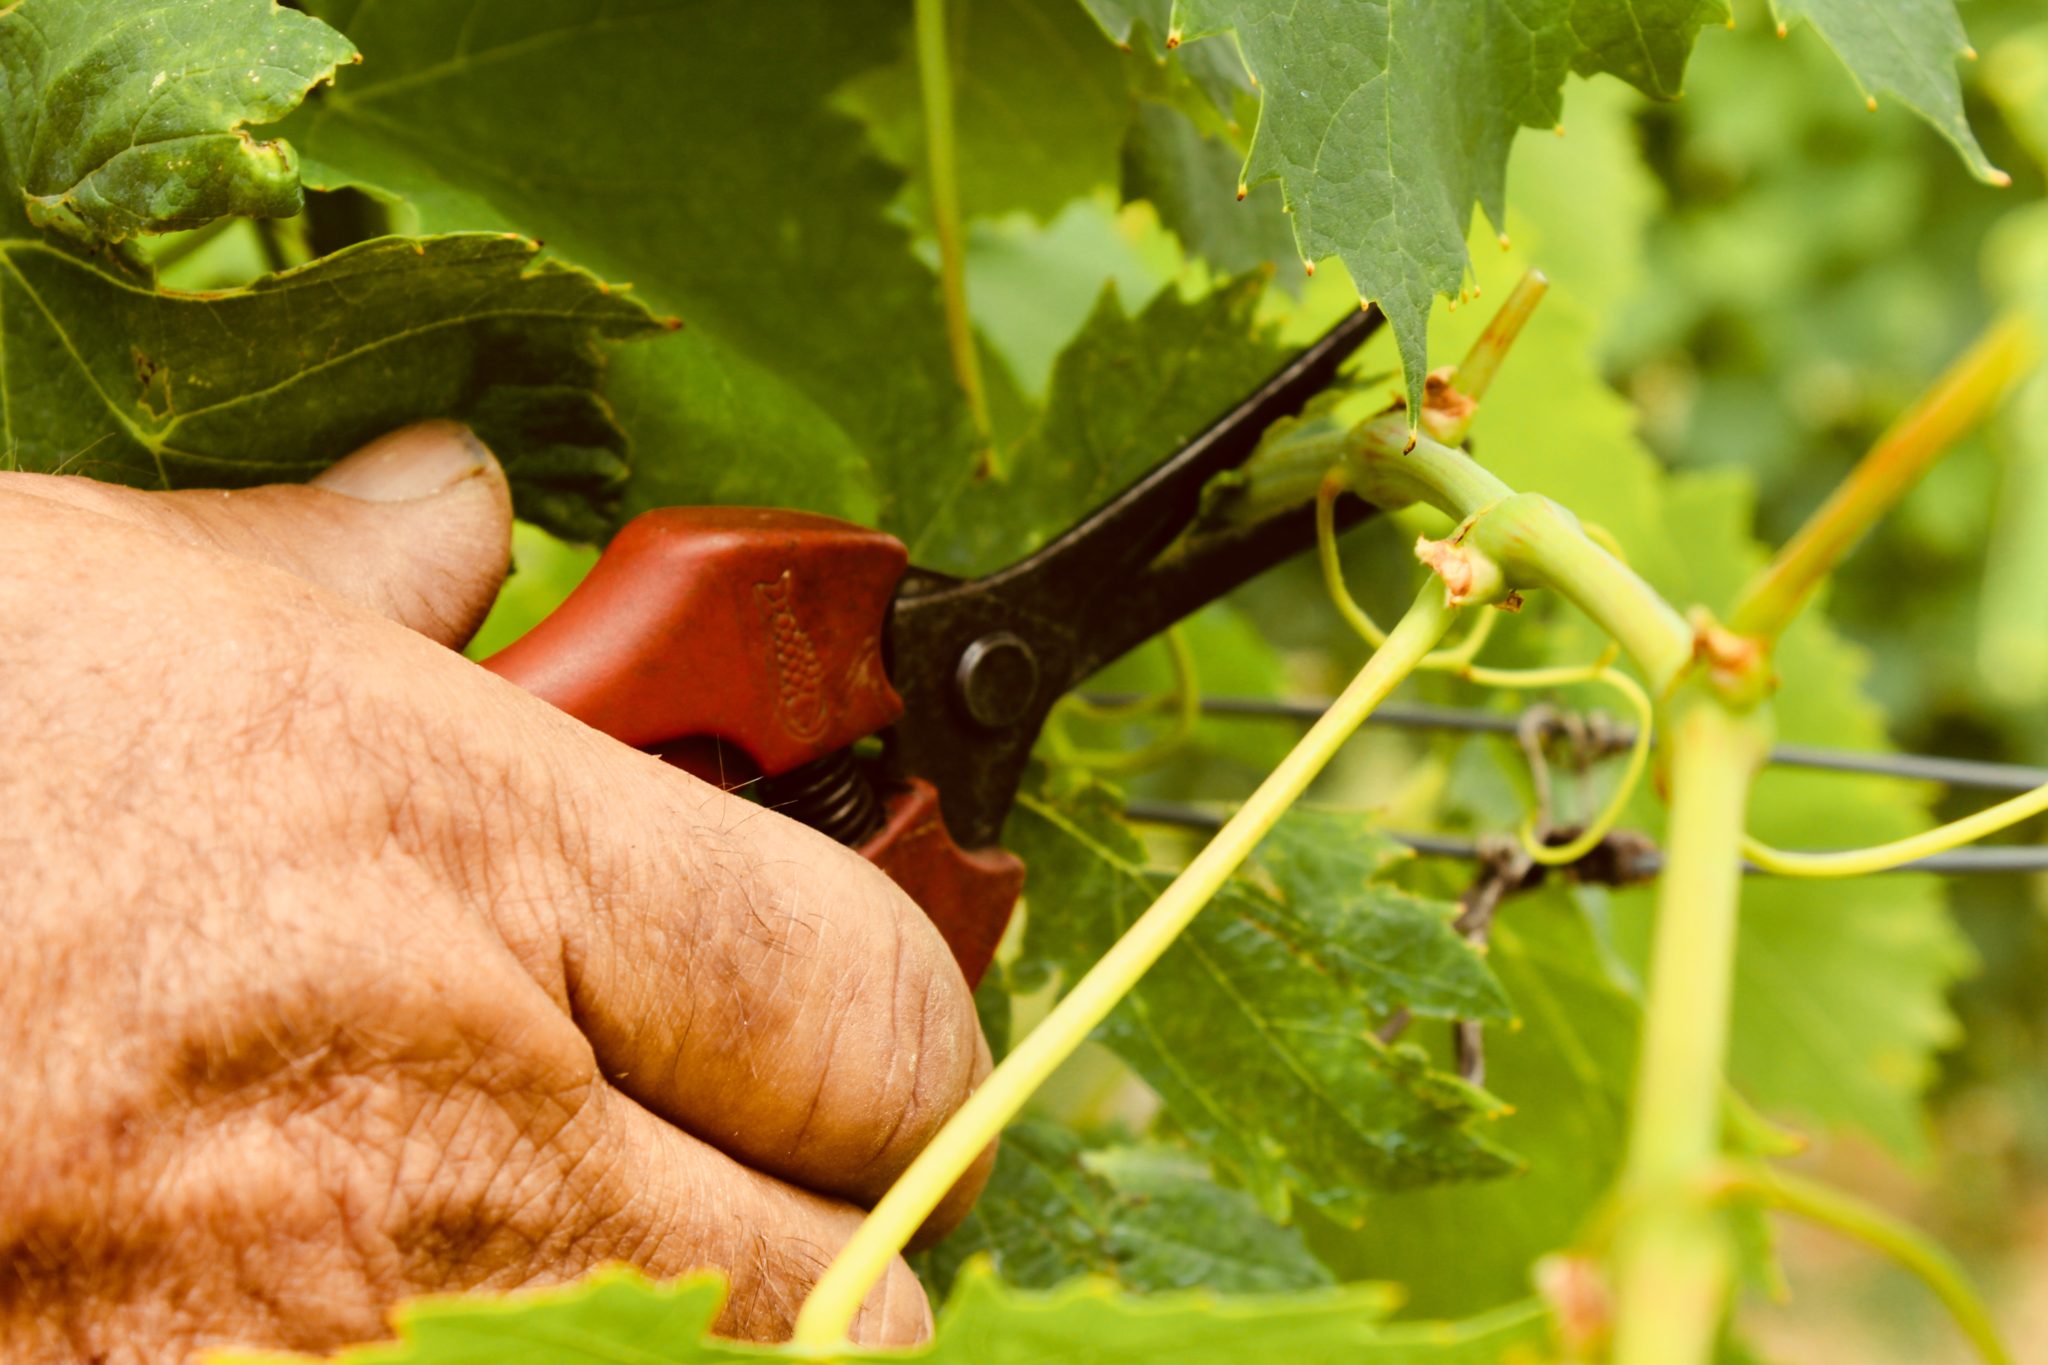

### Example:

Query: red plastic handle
xmin=482 ymin=507 xmax=1020 ymax=986
xmin=483 ymin=507 xmax=908 ymax=771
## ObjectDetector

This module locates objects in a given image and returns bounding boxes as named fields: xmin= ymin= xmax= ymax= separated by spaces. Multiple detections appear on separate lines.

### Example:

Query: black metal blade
xmin=884 ymin=305 xmax=1387 ymax=848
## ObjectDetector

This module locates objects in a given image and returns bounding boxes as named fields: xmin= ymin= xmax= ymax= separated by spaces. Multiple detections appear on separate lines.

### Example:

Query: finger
xmin=577 ymin=1084 xmax=935 ymax=1346
xmin=0 ymin=422 xmax=513 ymax=649
xmin=500 ymin=726 xmax=996 ymax=1225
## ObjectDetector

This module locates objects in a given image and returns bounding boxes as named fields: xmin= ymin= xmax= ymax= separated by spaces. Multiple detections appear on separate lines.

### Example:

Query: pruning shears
xmin=482 ymin=307 xmax=1385 ymax=988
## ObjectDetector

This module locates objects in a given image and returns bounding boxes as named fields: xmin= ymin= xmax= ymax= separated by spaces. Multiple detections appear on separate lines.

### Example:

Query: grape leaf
xmin=840 ymin=0 xmax=1131 ymax=224
xmin=913 ymin=271 xmax=1287 ymax=573
xmin=1078 ymin=0 xmax=1165 ymax=44
xmin=1308 ymin=885 xmax=1639 ymax=1316
xmin=1009 ymin=781 xmax=1516 ymax=1223
xmin=1249 ymin=808 xmax=1513 ymax=1022
xmin=1122 ymin=101 xmax=1299 ymax=279
xmin=1768 ymin=0 xmax=2002 ymax=182
xmin=1085 ymin=1144 xmax=1334 ymax=1291
xmin=0 ymin=0 xmax=357 ymax=243
xmin=218 ymin=1264 xmax=1553 ymax=1364
xmin=1141 ymin=0 xmax=1729 ymax=416
xmin=932 ymin=1270 xmax=1552 ymax=1363
xmin=0 ymin=0 xmax=663 ymax=538
xmin=958 ymin=194 xmax=1177 ymax=403
xmin=1076 ymin=0 xmax=1252 ymax=120
xmin=0 ymin=231 xmax=661 ymax=540
xmin=1080 ymin=0 xmax=1999 ymax=436
xmin=278 ymin=0 xmax=972 ymax=541
xmin=911 ymin=1120 xmax=1331 ymax=1299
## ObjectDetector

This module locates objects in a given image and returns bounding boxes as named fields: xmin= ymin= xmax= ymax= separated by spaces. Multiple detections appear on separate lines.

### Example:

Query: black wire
xmin=1120 ymin=800 xmax=2048 ymax=877
xmin=1081 ymin=693 xmax=2048 ymax=794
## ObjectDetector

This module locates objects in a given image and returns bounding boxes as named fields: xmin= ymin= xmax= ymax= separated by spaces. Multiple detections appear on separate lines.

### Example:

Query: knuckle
xmin=823 ymin=883 xmax=982 ymax=1190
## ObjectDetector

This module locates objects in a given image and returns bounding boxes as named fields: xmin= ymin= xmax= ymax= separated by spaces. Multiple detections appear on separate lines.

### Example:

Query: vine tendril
xmin=1047 ymin=628 xmax=1201 ymax=774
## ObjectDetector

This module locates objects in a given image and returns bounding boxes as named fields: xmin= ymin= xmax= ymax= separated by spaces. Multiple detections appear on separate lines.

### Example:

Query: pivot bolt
xmin=955 ymin=632 xmax=1039 ymax=729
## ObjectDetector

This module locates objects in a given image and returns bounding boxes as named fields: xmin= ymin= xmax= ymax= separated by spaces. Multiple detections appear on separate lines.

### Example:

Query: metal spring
xmin=757 ymin=748 xmax=886 ymax=847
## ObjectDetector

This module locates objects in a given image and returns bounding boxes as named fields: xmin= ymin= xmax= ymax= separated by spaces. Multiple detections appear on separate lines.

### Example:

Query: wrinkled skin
xmin=0 ymin=424 xmax=992 ymax=1363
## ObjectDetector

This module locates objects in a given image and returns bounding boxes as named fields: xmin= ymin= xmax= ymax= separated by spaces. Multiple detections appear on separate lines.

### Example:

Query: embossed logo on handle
xmin=754 ymin=570 xmax=831 ymax=743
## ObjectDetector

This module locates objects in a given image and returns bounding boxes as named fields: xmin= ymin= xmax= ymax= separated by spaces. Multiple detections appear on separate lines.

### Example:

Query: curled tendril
xmin=1742 ymin=775 xmax=2048 ymax=877
xmin=1046 ymin=627 xmax=1200 ymax=774
xmin=1461 ymin=663 xmax=1654 ymax=866
xmin=1317 ymin=469 xmax=1499 ymax=666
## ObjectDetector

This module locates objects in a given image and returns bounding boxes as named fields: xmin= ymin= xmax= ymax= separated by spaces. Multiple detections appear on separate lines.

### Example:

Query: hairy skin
xmin=0 ymin=425 xmax=992 ymax=1362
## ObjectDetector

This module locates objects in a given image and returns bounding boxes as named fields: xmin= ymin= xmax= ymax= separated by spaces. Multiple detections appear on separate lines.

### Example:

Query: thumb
xmin=16 ymin=423 xmax=515 ymax=649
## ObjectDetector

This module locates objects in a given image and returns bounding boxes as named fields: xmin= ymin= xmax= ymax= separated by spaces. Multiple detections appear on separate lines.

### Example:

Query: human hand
xmin=0 ymin=424 xmax=991 ymax=1362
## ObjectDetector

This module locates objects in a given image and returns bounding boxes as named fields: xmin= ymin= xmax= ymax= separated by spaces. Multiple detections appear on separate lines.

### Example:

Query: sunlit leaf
xmin=0 ymin=0 xmax=357 ymax=242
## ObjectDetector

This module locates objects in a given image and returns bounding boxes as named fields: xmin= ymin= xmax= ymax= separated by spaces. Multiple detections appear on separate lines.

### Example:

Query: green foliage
xmin=927 ymin=1272 xmax=1551 ymax=1363
xmin=0 ymin=0 xmax=356 ymax=243
xmin=1009 ymin=781 xmax=1516 ymax=1223
xmin=1074 ymin=0 xmax=1997 ymax=429
xmin=843 ymin=0 xmax=1131 ymax=224
xmin=1246 ymin=809 xmax=1512 ymax=1021
xmin=917 ymin=271 xmax=1284 ymax=572
xmin=0 ymin=226 xmax=656 ymax=536
xmin=220 ymin=1265 xmax=1551 ymax=1364
xmin=911 ymin=1120 xmax=1332 ymax=1298
xmin=278 ymin=0 xmax=968 ymax=540
xmin=0 ymin=0 xmax=660 ymax=536
xmin=1122 ymin=100 xmax=1298 ymax=279
xmin=1769 ymin=0 xmax=2001 ymax=181
xmin=1308 ymin=885 xmax=1639 ymax=1316
xmin=1129 ymin=0 xmax=1730 ymax=411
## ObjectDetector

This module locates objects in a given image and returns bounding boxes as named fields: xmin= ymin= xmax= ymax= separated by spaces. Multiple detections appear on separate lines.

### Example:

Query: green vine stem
xmin=1707 ymin=1165 xmax=2014 ymax=1365
xmin=1730 ymin=315 xmax=2036 ymax=640
xmin=1452 ymin=269 xmax=1548 ymax=404
xmin=790 ymin=585 xmax=1460 ymax=1348
xmin=1610 ymin=694 xmax=1771 ymax=1365
xmin=915 ymin=0 xmax=994 ymax=451
xmin=1255 ymin=408 xmax=1692 ymax=683
xmin=1205 ymin=384 xmax=1775 ymax=1363
xmin=1337 ymin=422 xmax=1696 ymax=690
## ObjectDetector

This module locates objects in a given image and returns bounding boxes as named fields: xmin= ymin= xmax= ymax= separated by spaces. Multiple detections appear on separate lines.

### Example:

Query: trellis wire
xmin=1120 ymin=801 xmax=2048 ymax=876
xmin=1081 ymin=692 xmax=2048 ymax=793
xmin=1087 ymin=692 xmax=2048 ymax=876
